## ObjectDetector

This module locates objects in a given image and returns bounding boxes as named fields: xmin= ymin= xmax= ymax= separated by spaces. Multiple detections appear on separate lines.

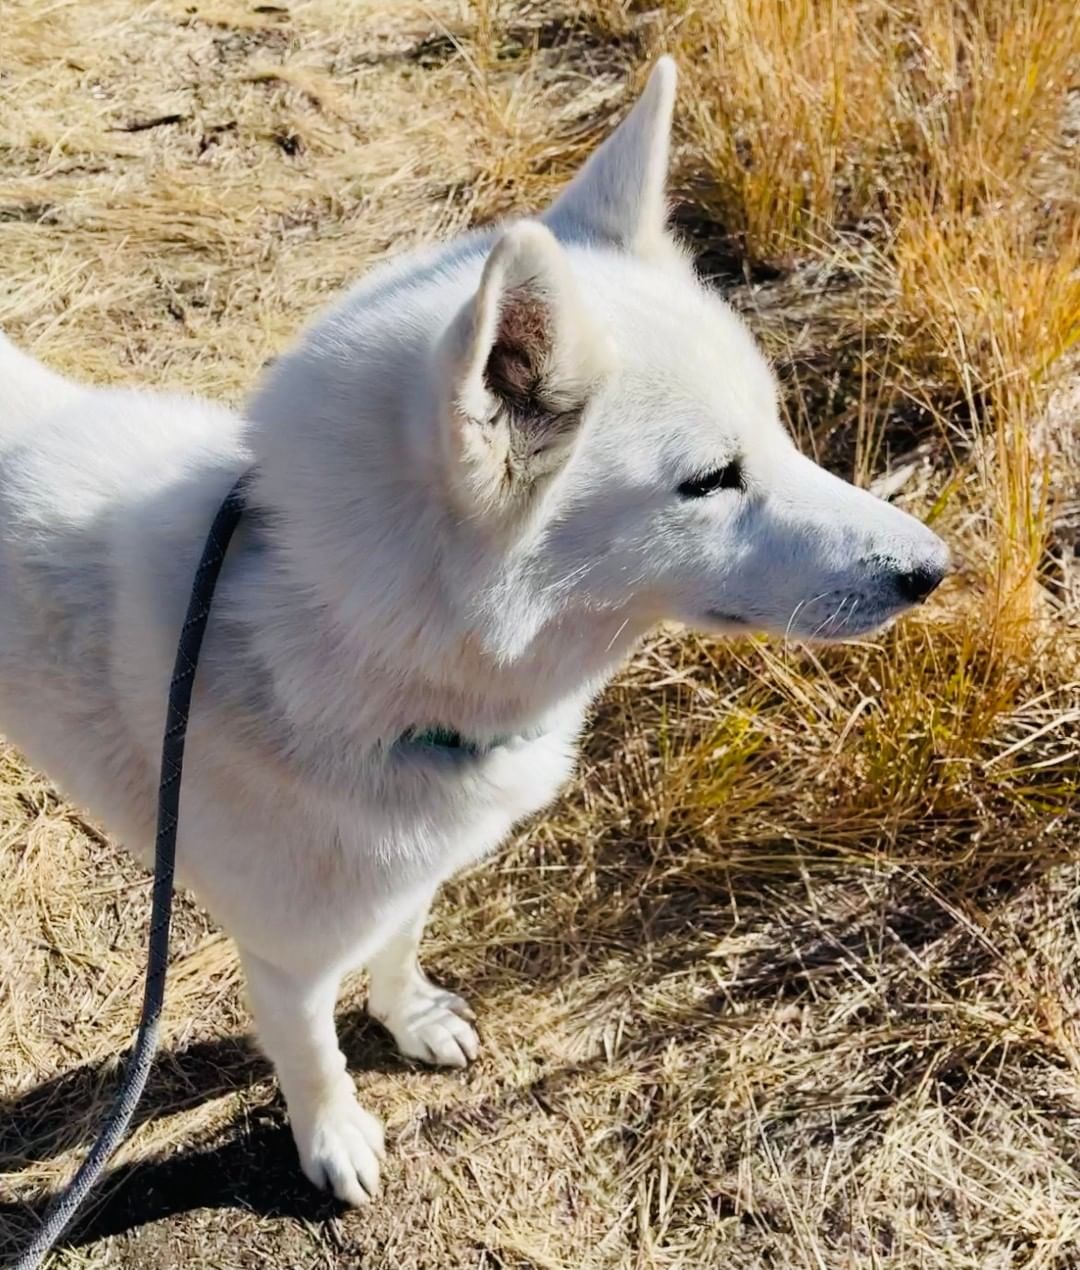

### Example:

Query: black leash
xmin=10 ymin=475 xmax=248 ymax=1270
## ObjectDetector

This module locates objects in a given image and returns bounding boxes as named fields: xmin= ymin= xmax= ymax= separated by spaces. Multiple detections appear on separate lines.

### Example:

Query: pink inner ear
xmin=484 ymin=285 xmax=551 ymax=409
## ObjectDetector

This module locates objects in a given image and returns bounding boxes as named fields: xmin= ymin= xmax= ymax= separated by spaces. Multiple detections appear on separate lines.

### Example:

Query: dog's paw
xmin=376 ymin=980 xmax=479 ymax=1068
xmin=292 ymin=1085 xmax=385 ymax=1207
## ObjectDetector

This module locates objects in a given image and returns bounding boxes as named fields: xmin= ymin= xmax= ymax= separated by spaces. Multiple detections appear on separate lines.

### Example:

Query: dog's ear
xmin=440 ymin=221 xmax=611 ymax=509
xmin=544 ymin=57 xmax=676 ymax=260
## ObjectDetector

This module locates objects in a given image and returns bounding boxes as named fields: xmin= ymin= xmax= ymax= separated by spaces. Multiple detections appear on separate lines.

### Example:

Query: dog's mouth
xmin=702 ymin=585 xmax=925 ymax=641
xmin=704 ymin=610 xmax=750 ymax=627
xmin=700 ymin=600 xmax=904 ymax=642
xmin=787 ymin=601 xmax=905 ymax=642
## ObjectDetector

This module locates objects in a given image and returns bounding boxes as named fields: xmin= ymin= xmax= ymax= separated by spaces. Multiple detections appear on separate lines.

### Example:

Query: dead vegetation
xmin=1 ymin=1 xmax=1078 ymax=1267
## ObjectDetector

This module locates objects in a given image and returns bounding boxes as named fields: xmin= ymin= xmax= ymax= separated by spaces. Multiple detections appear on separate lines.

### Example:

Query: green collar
xmin=401 ymin=726 xmax=510 ymax=757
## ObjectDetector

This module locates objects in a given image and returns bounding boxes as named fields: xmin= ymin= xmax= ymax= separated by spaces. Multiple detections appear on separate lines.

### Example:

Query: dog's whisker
xmin=784 ymin=599 xmax=807 ymax=644
xmin=811 ymin=595 xmax=848 ymax=640
xmin=787 ymin=592 xmax=829 ymax=644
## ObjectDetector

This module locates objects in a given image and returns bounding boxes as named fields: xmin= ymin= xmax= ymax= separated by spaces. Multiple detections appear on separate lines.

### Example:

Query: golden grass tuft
xmin=673 ymin=0 xmax=1078 ymax=256
xmin=1 ymin=1 xmax=1079 ymax=1267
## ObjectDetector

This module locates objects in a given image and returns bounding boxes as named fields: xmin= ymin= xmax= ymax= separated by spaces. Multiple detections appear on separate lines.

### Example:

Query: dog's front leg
xmin=241 ymin=948 xmax=385 ymax=1205
xmin=366 ymin=892 xmax=479 ymax=1068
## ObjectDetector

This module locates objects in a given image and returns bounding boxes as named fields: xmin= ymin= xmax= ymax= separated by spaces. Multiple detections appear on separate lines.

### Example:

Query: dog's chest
xmin=338 ymin=729 xmax=578 ymax=884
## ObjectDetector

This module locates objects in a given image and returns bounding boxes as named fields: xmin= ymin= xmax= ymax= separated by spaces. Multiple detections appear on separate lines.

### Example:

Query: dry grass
xmin=1 ymin=1 xmax=1079 ymax=1267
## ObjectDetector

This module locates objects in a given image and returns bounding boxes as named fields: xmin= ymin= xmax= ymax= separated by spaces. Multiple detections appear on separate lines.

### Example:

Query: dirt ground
xmin=2 ymin=2 xmax=1079 ymax=1268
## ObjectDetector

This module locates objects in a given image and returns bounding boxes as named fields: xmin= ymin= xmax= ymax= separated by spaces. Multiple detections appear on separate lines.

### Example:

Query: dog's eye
xmin=677 ymin=460 xmax=744 ymax=499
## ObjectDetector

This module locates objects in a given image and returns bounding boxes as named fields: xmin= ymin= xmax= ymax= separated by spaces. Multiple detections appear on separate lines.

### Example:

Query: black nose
xmin=895 ymin=561 xmax=945 ymax=604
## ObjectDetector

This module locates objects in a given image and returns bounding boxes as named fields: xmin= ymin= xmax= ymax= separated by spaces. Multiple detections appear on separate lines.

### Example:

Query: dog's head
xmin=431 ymin=58 xmax=948 ymax=655
xmin=253 ymin=60 xmax=949 ymax=687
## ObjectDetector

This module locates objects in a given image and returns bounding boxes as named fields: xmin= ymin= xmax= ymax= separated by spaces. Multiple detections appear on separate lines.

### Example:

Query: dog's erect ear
xmin=440 ymin=221 xmax=611 ymax=508
xmin=544 ymin=57 xmax=676 ymax=259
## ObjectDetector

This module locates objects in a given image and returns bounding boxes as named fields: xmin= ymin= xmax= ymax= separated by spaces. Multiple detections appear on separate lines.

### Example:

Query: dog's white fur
xmin=0 ymin=60 xmax=947 ymax=1204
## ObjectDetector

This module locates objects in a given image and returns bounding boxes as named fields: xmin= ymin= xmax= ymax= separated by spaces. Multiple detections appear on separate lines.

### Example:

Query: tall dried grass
xmin=1 ymin=1 xmax=1078 ymax=1267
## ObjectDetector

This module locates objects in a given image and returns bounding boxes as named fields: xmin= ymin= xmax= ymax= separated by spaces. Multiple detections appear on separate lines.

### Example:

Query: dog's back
xmin=0 ymin=333 xmax=84 ymax=446
xmin=0 ymin=338 xmax=251 ymax=839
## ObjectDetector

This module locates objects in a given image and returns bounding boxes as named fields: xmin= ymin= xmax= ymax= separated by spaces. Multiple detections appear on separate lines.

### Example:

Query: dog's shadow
xmin=0 ymin=1007 xmax=404 ymax=1250
xmin=1 ymin=860 xmax=1035 ymax=1257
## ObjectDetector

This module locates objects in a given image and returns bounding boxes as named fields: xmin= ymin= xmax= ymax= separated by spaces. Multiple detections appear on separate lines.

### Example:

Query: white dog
xmin=0 ymin=60 xmax=947 ymax=1205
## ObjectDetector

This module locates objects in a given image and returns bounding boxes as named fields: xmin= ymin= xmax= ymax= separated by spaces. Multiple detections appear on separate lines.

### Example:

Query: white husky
xmin=0 ymin=60 xmax=947 ymax=1204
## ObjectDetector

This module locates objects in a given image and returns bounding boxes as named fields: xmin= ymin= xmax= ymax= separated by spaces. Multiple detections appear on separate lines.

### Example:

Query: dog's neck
xmin=216 ymin=498 xmax=643 ymax=768
xmin=234 ymin=244 xmax=649 ymax=762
